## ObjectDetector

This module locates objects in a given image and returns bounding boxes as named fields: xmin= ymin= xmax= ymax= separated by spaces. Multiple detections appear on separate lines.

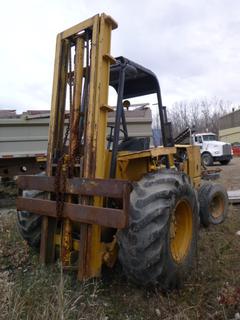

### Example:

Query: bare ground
xmin=0 ymin=160 xmax=239 ymax=320
xmin=217 ymin=157 xmax=240 ymax=190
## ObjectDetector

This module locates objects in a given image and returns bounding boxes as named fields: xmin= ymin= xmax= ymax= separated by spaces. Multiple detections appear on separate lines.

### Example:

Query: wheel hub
xmin=209 ymin=193 xmax=224 ymax=218
xmin=170 ymin=199 xmax=193 ymax=263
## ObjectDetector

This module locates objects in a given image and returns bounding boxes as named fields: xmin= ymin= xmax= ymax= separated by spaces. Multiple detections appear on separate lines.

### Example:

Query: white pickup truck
xmin=192 ymin=132 xmax=232 ymax=166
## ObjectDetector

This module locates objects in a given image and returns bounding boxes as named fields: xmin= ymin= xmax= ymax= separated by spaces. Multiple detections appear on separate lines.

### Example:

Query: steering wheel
xmin=107 ymin=125 xmax=128 ymax=142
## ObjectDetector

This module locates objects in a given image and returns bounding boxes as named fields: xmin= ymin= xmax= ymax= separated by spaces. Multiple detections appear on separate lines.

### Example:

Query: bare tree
xmin=167 ymin=97 xmax=232 ymax=137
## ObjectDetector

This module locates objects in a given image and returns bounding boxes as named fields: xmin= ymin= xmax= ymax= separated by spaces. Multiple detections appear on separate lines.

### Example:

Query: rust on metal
xmin=17 ymin=175 xmax=131 ymax=198
xmin=122 ymin=183 xmax=131 ymax=227
xmin=62 ymin=219 xmax=73 ymax=265
xmin=61 ymin=36 xmax=85 ymax=266
xmin=69 ymin=36 xmax=85 ymax=161
xmin=16 ymin=197 xmax=128 ymax=229
xmin=40 ymin=32 xmax=69 ymax=265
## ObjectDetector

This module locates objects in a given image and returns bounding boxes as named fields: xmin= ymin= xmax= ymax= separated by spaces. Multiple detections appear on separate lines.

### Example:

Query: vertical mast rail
xmin=79 ymin=13 xmax=117 ymax=280
xmin=39 ymin=14 xmax=118 ymax=279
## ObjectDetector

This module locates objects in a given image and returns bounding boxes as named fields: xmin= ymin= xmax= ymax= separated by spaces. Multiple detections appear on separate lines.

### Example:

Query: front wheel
xmin=201 ymin=153 xmax=213 ymax=166
xmin=117 ymin=170 xmax=199 ymax=289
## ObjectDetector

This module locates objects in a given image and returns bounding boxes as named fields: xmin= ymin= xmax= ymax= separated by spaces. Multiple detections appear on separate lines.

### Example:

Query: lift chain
xmin=55 ymin=122 xmax=70 ymax=218
xmin=54 ymin=39 xmax=73 ymax=218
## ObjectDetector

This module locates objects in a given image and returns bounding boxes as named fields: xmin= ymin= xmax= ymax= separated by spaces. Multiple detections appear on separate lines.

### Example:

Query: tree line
xmin=167 ymin=97 xmax=233 ymax=138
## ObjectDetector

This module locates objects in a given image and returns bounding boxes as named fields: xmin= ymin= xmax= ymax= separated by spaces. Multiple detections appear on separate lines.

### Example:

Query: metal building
xmin=219 ymin=109 xmax=240 ymax=144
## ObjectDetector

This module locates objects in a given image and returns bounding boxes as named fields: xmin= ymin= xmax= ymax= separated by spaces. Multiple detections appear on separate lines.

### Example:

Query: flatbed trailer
xmin=0 ymin=107 xmax=152 ymax=179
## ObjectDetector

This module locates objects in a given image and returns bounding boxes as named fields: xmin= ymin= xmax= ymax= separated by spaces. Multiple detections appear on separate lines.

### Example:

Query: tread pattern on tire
xmin=117 ymin=169 xmax=199 ymax=288
xmin=17 ymin=190 xmax=44 ymax=248
xmin=198 ymin=182 xmax=228 ymax=227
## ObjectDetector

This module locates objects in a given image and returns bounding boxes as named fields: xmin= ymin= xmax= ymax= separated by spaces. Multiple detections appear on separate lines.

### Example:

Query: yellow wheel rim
xmin=170 ymin=199 xmax=193 ymax=263
xmin=209 ymin=193 xmax=224 ymax=219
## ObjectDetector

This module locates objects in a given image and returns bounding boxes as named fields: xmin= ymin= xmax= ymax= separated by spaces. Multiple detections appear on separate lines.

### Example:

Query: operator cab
xmin=193 ymin=133 xmax=217 ymax=147
xmin=108 ymin=57 xmax=174 ymax=177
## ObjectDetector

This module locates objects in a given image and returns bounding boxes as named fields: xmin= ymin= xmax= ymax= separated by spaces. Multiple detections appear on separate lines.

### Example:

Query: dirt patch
xmin=215 ymin=157 xmax=240 ymax=190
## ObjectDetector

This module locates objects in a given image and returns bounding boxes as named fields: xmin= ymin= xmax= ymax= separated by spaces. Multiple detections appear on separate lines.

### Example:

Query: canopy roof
xmin=109 ymin=56 xmax=160 ymax=99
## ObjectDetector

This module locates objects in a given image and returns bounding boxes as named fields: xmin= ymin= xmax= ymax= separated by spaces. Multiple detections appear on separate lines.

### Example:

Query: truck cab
xmin=192 ymin=132 xmax=232 ymax=166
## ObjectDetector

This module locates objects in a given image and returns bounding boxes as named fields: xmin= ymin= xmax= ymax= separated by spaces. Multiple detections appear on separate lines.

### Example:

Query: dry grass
xmin=0 ymin=210 xmax=107 ymax=320
xmin=0 ymin=204 xmax=240 ymax=320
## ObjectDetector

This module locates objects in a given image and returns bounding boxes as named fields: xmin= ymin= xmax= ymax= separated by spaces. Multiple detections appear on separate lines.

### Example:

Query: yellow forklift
xmin=16 ymin=13 xmax=228 ymax=289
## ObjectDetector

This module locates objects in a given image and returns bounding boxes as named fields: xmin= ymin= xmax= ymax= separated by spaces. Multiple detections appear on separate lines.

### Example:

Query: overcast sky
xmin=1 ymin=0 xmax=240 ymax=112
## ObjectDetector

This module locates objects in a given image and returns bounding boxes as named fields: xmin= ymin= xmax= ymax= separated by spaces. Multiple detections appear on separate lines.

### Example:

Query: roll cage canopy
xmin=108 ymin=56 xmax=173 ymax=178
xmin=110 ymin=56 xmax=161 ymax=99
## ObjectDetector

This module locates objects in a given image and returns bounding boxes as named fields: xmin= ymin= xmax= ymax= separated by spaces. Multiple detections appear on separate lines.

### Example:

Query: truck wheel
xmin=219 ymin=160 xmax=230 ymax=165
xmin=17 ymin=189 xmax=45 ymax=249
xmin=117 ymin=170 xmax=199 ymax=289
xmin=198 ymin=183 xmax=228 ymax=227
xmin=201 ymin=153 xmax=213 ymax=166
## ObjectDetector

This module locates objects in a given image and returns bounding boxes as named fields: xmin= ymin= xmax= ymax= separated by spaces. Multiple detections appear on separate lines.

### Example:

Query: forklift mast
xmin=17 ymin=14 xmax=131 ymax=280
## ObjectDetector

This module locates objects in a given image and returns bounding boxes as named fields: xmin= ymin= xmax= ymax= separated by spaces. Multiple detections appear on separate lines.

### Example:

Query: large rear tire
xmin=198 ymin=183 xmax=228 ymax=227
xmin=117 ymin=170 xmax=199 ymax=289
xmin=17 ymin=189 xmax=45 ymax=249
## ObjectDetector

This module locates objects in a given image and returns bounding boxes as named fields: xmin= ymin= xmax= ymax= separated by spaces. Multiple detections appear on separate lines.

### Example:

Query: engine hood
xmin=203 ymin=141 xmax=228 ymax=147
